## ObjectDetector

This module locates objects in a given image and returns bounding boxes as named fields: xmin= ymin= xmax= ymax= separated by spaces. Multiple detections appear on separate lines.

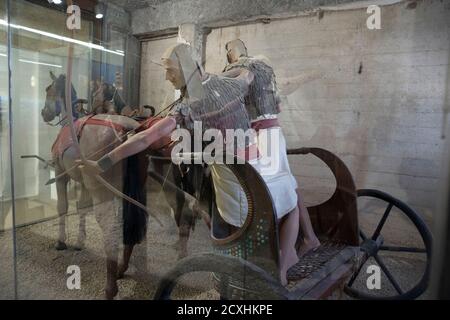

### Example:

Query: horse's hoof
xmin=178 ymin=251 xmax=188 ymax=260
xmin=170 ymin=240 xmax=180 ymax=250
xmin=55 ymin=241 xmax=67 ymax=250
xmin=73 ymin=242 xmax=84 ymax=251
xmin=118 ymin=264 xmax=128 ymax=279
xmin=105 ymin=285 xmax=118 ymax=300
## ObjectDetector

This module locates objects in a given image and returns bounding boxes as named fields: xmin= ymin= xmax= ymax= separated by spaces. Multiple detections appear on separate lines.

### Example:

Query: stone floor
xmin=0 ymin=181 xmax=432 ymax=300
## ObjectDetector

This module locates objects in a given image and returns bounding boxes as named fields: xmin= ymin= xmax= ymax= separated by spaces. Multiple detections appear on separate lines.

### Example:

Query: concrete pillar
xmin=178 ymin=23 xmax=208 ymax=67
xmin=100 ymin=1 xmax=141 ymax=107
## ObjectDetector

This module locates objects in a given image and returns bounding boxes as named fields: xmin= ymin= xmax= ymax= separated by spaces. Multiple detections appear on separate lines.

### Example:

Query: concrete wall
xmin=133 ymin=0 xmax=449 ymax=219
xmin=204 ymin=0 xmax=449 ymax=219
xmin=129 ymin=0 xmax=450 ymax=219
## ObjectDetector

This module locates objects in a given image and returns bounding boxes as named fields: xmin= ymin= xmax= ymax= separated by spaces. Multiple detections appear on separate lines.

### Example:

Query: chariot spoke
xmin=374 ymin=254 xmax=403 ymax=295
xmin=347 ymin=253 xmax=369 ymax=287
xmin=379 ymin=245 xmax=426 ymax=253
xmin=360 ymin=230 xmax=368 ymax=241
xmin=372 ymin=203 xmax=393 ymax=240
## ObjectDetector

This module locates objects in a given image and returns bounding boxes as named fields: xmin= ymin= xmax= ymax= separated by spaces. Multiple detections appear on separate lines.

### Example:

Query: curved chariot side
xmin=154 ymin=148 xmax=432 ymax=300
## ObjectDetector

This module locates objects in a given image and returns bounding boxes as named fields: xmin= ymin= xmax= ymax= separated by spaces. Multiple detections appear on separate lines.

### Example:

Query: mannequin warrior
xmin=80 ymin=43 xmax=309 ymax=285
xmin=222 ymin=39 xmax=321 ymax=279
xmin=79 ymin=43 xmax=253 ymax=295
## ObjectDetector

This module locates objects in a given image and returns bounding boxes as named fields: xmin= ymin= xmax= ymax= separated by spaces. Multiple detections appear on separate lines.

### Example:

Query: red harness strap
xmin=137 ymin=116 xmax=164 ymax=132
xmin=84 ymin=117 xmax=128 ymax=133
xmin=51 ymin=115 xmax=129 ymax=159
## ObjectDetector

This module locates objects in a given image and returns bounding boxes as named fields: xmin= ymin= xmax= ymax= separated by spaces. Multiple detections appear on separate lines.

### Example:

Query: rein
xmin=109 ymin=86 xmax=118 ymax=104
xmin=47 ymin=98 xmax=182 ymax=185
xmin=46 ymin=115 xmax=67 ymax=127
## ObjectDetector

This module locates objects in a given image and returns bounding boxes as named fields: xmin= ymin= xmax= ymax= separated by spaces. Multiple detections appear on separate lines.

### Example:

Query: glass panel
xmin=7 ymin=0 xmax=97 ymax=299
xmin=4 ymin=0 xmax=145 ymax=300
xmin=0 ymin=0 xmax=16 ymax=300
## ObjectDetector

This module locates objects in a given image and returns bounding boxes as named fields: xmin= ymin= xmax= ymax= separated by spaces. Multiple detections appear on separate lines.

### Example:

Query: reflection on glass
xmin=0 ymin=0 xmax=16 ymax=300
xmin=0 ymin=0 xmax=138 ymax=299
xmin=7 ymin=0 xmax=92 ymax=299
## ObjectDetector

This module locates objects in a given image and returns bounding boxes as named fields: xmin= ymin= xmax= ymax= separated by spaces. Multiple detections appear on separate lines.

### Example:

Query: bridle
xmin=108 ymin=85 xmax=118 ymax=104
xmin=44 ymin=81 xmax=67 ymax=127
xmin=92 ymin=83 xmax=122 ymax=113
xmin=46 ymin=115 xmax=67 ymax=127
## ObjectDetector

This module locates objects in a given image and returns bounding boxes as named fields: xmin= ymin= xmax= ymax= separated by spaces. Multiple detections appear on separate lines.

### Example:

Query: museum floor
xmin=0 ymin=181 xmax=430 ymax=300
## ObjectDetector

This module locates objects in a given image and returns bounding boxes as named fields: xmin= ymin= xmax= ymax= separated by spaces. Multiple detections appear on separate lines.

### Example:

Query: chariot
xmin=154 ymin=147 xmax=432 ymax=300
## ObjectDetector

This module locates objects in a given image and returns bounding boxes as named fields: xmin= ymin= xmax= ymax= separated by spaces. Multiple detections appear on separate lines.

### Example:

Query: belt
xmin=251 ymin=118 xmax=280 ymax=131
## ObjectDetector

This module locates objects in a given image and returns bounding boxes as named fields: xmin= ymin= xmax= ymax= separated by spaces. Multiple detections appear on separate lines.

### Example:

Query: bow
xmin=63 ymin=0 xmax=162 ymax=227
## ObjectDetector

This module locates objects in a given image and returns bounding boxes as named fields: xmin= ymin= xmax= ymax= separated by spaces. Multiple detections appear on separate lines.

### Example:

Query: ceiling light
xmin=0 ymin=19 xmax=124 ymax=57
xmin=19 ymin=59 xmax=62 ymax=68
xmin=95 ymin=3 xmax=105 ymax=19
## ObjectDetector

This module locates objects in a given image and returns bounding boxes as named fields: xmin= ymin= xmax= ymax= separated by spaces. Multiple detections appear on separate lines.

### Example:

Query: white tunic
xmin=211 ymin=126 xmax=298 ymax=227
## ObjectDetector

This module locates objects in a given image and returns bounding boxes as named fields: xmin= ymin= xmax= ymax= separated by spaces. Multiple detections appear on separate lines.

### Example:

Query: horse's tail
xmin=122 ymin=152 xmax=149 ymax=245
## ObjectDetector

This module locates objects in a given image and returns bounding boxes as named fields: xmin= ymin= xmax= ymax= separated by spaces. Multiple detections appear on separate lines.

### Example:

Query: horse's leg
xmin=173 ymin=165 xmax=192 ymax=259
xmin=118 ymin=244 xmax=134 ymax=279
xmin=154 ymin=160 xmax=188 ymax=258
xmin=177 ymin=208 xmax=191 ymax=259
xmin=105 ymin=258 xmax=119 ymax=300
xmin=119 ymin=152 xmax=148 ymax=278
xmin=94 ymin=197 xmax=121 ymax=299
xmin=74 ymin=183 xmax=92 ymax=250
xmin=55 ymin=163 xmax=69 ymax=250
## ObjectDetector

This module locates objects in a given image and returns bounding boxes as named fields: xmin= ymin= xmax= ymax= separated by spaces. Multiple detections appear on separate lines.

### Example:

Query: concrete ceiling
xmin=106 ymin=0 xmax=182 ymax=11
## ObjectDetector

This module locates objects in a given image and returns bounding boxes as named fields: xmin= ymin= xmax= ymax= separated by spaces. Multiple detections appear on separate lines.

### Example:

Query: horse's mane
xmin=102 ymin=82 xmax=126 ymax=113
xmin=54 ymin=74 xmax=78 ymax=104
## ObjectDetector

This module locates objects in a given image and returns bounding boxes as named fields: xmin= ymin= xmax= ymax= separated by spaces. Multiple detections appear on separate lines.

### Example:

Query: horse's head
xmin=91 ymin=80 xmax=126 ymax=114
xmin=41 ymin=71 xmax=65 ymax=123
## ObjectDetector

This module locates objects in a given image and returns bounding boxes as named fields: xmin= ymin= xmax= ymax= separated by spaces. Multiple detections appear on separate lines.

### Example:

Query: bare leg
xmin=55 ymin=166 xmax=69 ymax=251
xmin=118 ymin=245 xmax=134 ymax=279
xmin=279 ymin=206 xmax=300 ymax=286
xmin=297 ymin=189 xmax=320 ymax=257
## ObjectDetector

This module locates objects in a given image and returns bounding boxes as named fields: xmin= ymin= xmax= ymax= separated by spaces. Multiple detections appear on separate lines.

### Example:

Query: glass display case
xmin=0 ymin=0 xmax=448 ymax=301
xmin=0 ymin=0 xmax=15 ymax=300
xmin=0 ymin=0 xmax=144 ymax=299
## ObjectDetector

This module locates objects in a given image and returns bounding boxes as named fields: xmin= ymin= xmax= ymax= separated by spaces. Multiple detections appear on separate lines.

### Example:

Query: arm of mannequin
xmin=231 ymin=68 xmax=254 ymax=96
xmin=221 ymin=68 xmax=244 ymax=78
xmin=278 ymin=70 xmax=324 ymax=96
xmin=226 ymin=68 xmax=254 ymax=89
xmin=78 ymin=116 xmax=177 ymax=175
